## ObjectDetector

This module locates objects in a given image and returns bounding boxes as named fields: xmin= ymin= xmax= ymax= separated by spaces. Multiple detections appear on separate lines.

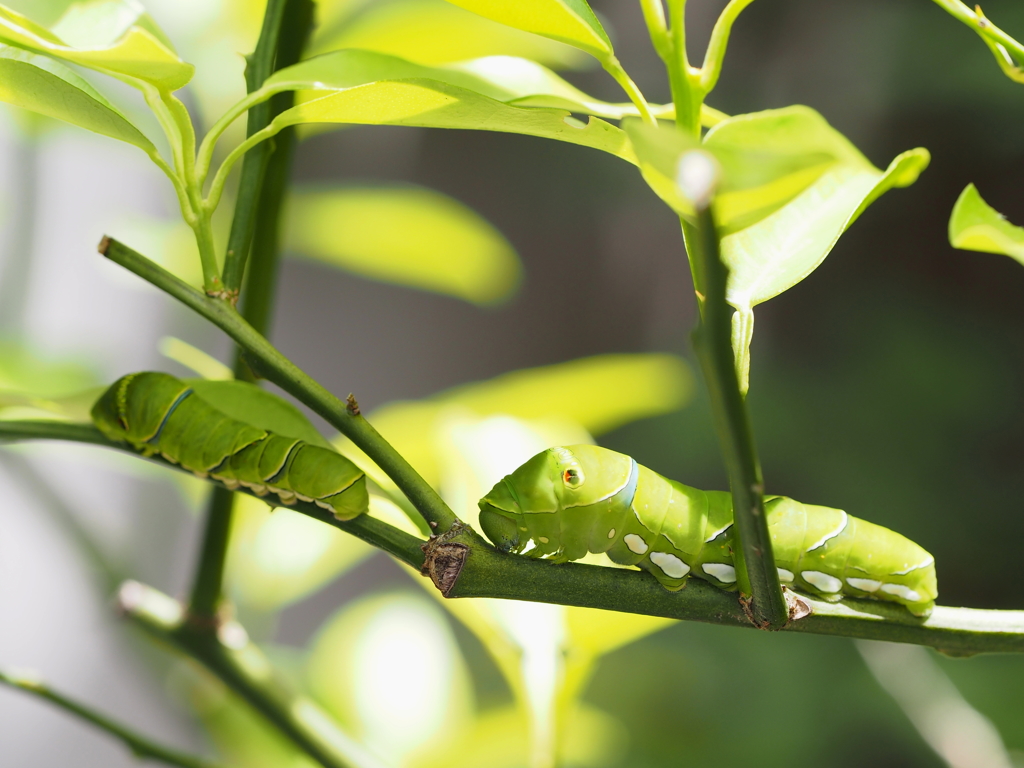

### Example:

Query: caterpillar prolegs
xmin=91 ymin=372 xmax=368 ymax=520
xmin=479 ymin=445 xmax=937 ymax=616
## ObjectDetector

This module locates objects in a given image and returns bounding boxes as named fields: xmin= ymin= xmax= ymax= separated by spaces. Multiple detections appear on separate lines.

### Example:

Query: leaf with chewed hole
xmin=311 ymin=0 xmax=587 ymax=69
xmin=287 ymin=185 xmax=521 ymax=304
xmin=949 ymin=183 xmax=1024 ymax=265
xmin=442 ymin=0 xmax=613 ymax=61
xmin=265 ymin=77 xmax=635 ymax=162
xmin=0 ymin=2 xmax=192 ymax=91
xmin=0 ymin=44 xmax=154 ymax=152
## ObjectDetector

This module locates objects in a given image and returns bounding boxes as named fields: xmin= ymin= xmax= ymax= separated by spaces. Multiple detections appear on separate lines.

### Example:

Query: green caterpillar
xmin=479 ymin=445 xmax=937 ymax=616
xmin=91 ymin=372 xmax=368 ymax=520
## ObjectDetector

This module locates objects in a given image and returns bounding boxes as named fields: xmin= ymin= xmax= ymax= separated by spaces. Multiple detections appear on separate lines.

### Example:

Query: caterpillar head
xmin=478 ymin=448 xmax=568 ymax=555
xmin=91 ymin=371 xmax=191 ymax=448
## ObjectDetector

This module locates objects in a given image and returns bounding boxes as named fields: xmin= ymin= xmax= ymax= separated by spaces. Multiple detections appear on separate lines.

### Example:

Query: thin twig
xmin=98 ymin=237 xmax=460 ymax=533
xmin=0 ymin=669 xmax=226 ymax=768
xmin=118 ymin=582 xmax=387 ymax=768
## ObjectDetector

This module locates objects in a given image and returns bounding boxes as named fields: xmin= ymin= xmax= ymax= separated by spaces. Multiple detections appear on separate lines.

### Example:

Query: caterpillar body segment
xmin=91 ymin=372 xmax=368 ymax=520
xmin=479 ymin=445 xmax=937 ymax=617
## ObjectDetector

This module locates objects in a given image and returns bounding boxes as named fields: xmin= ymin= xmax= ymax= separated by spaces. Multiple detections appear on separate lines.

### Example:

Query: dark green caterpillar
xmin=91 ymin=372 xmax=367 ymax=520
xmin=479 ymin=445 xmax=937 ymax=616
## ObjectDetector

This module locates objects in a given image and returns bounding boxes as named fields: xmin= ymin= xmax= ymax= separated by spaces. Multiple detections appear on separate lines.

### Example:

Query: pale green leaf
xmin=226 ymin=494 xmax=374 ymax=611
xmin=287 ymin=185 xmax=520 ymax=304
xmin=442 ymin=0 xmax=613 ymax=61
xmin=311 ymin=0 xmax=588 ymax=69
xmin=0 ymin=3 xmax=192 ymax=90
xmin=186 ymin=379 xmax=332 ymax=449
xmin=564 ymin=606 xmax=674 ymax=658
xmin=266 ymin=78 xmax=635 ymax=163
xmin=0 ymin=340 xmax=96 ymax=399
xmin=0 ymin=44 xmax=154 ymax=151
xmin=50 ymin=0 xmax=178 ymax=53
xmin=307 ymin=592 xmax=474 ymax=766
xmin=948 ymin=183 xmax=1024 ymax=264
xmin=333 ymin=353 xmax=692 ymax=491
xmin=159 ymin=336 xmax=233 ymax=381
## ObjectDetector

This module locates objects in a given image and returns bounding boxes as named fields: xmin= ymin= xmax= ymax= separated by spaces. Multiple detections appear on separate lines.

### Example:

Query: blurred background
xmin=1 ymin=0 xmax=1024 ymax=766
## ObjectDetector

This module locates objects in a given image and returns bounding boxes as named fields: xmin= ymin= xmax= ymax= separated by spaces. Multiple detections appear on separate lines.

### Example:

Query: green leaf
xmin=0 ymin=44 xmax=154 ymax=152
xmin=442 ymin=0 xmax=613 ymax=61
xmin=310 ymin=0 xmax=588 ymax=69
xmin=948 ymin=183 xmax=1024 ymax=265
xmin=333 ymin=353 xmax=692 ymax=491
xmin=286 ymin=185 xmax=521 ymax=305
xmin=226 ymin=494 xmax=374 ymax=611
xmin=50 ymin=0 xmax=178 ymax=53
xmin=266 ymin=77 xmax=635 ymax=163
xmin=306 ymin=592 xmax=474 ymax=766
xmin=0 ymin=2 xmax=192 ymax=91
xmin=186 ymin=379 xmax=332 ymax=449
xmin=630 ymin=106 xmax=929 ymax=392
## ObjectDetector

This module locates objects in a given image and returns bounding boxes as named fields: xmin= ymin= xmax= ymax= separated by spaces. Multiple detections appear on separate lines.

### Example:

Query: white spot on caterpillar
xmin=777 ymin=568 xmax=795 ymax=583
xmin=847 ymin=577 xmax=882 ymax=593
xmin=520 ymin=526 xmax=528 ymax=531
xmin=802 ymin=570 xmax=842 ymax=593
xmin=893 ymin=556 xmax=935 ymax=575
xmin=563 ymin=116 xmax=586 ymax=129
xmin=276 ymin=491 xmax=297 ymax=505
xmin=296 ymin=493 xmax=313 ymax=503
xmin=624 ymin=534 xmax=648 ymax=554
xmin=881 ymin=583 xmax=921 ymax=602
xmin=702 ymin=563 xmax=736 ymax=583
xmin=650 ymin=552 xmax=690 ymax=578
xmin=806 ymin=511 xmax=848 ymax=551
xmin=539 ymin=537 xmax=549 ymax=543
xmin=608 ymin=528 xmax=616 ymax=539
xmin=315 ymin=500 xmax=334 ymax=511
xmin=218 ymin=477 xmax=239 ymax=489
xmin=252 ymin=485 xmax=269 ymax=496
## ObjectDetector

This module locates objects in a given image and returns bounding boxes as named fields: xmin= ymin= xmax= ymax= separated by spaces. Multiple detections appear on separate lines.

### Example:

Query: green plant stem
xmin=0 ymin=420 xmax=425 ymax=567
xmin=187 ymin=486 xmax=235 ymax=624
xmin=700 ymin=0 xmax=758 ymax=93
xmin=0 ymin=669 xmax=225 ymax=768
xmin=665 ymin=0 xmax=702 ymax=136
xmin=100 ymin=238 xmax=460 ymax=533
xmin=5 ymin=419 xmax=1024 ymax=655
xmin=119 ymin=582 xmax=387 ymax=768
xmin=221 ymin=0 xmax=313 ymax=295
xmin=601 ymin=57 xmax=656 ymax=125
xmin=932 ymin=0 xmax=1024 ymax=83
xmin=687 ymin=200 xmax=787 ymax=629
xmin=639 ymin=0 xmax=671 ymax=61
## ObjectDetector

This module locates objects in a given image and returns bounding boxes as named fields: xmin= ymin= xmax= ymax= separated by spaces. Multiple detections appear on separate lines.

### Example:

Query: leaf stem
xmin=665 ymin=0 xmax=702 ymax=136
xmin=0 ymin=668 xmax=226 ymax=768
xmin=119 ymin=582 xmax=388 ymax=768
xmin=700 ymin=0 xmax=759 ymax=93
xmin=681 ymin=152 xmax=787 ymax=629
xmin=221 ymin=0 xmax=313 ymax=296
xmin=601 ymin=56 xmax=657 ymax=125
xmin=98 ymin=237 xmax=460 ymax=533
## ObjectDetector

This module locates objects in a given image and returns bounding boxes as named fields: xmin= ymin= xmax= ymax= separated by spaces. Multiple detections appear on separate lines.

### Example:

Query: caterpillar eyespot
xmin=91 ymin=372 xmax=368 ymax=521
xmin=479 ymin=445 xmax=937 ymax=617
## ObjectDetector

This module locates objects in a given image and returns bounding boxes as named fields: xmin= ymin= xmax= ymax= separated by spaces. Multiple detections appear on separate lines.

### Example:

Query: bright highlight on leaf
xmin=286 ymin=185 xmax=521 ymax=305
xmin=949 ymin=183 xmax=1024 ymax=265
xmin=310 ymin=0 xmax=588 ymax=69
xmin=443 ymin=0 xmax=613 ymax=61
xmin=629 ymin=106 xmax=929 ymax=392
xmin=0 ymin=2 xmax=192 ymax=91
xmin=0 ymin=44 xmax=154 ymax=152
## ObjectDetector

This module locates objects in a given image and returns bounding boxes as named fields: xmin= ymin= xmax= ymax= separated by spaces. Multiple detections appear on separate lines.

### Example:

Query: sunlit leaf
xmin=0 ymin=44 xmax=154 ymax=151
xmin=159 ymin=337 xmax=232 ymax=381
xmin=265 ymin=77 xmax=635 ymax=163
xmin=630 ymin=107 xmax=928 ymax=392
xmin=186 ymin=379 xmax=332 ymax=449
xmin=411 ymin=704 xmax=626 ymax=768
xmin=226 ymin=494 xmax=375 ymax=611
xmin=565 ymin=606 xmax=674 ymax=658
xmin=311 ymin=0 xmax=588 ymax=69
xmin=50 ymin=0 xmax=178 ymax=52
xmin=948 ymin=183 xmax=1024 ymax=265
xmin=442 ymin=0 xmax=613 ymax=61
xmin=333 ymin=354 xmax=692 ymax=491
xmin=0 ymin=340 xmax=96 ymax=398
xmin=307 ymin=591 xmax=474 ymax=766
xmin=0 ymin=3 xmax=192 ymax=91
xmin=287 ymin=185 xmax=521 ymax=304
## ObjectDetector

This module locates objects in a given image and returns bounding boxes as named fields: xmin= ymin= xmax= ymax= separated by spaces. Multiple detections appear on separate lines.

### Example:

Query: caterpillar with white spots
xmin=479 ymin=445 xmax=937 ymax=616
xmin=91 ymin=372 xmax=368 ymax=520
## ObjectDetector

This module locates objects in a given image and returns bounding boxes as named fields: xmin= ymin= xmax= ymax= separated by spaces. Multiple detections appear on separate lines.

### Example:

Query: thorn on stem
xmin=346 ymin=394 xmax=360 ymax=416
